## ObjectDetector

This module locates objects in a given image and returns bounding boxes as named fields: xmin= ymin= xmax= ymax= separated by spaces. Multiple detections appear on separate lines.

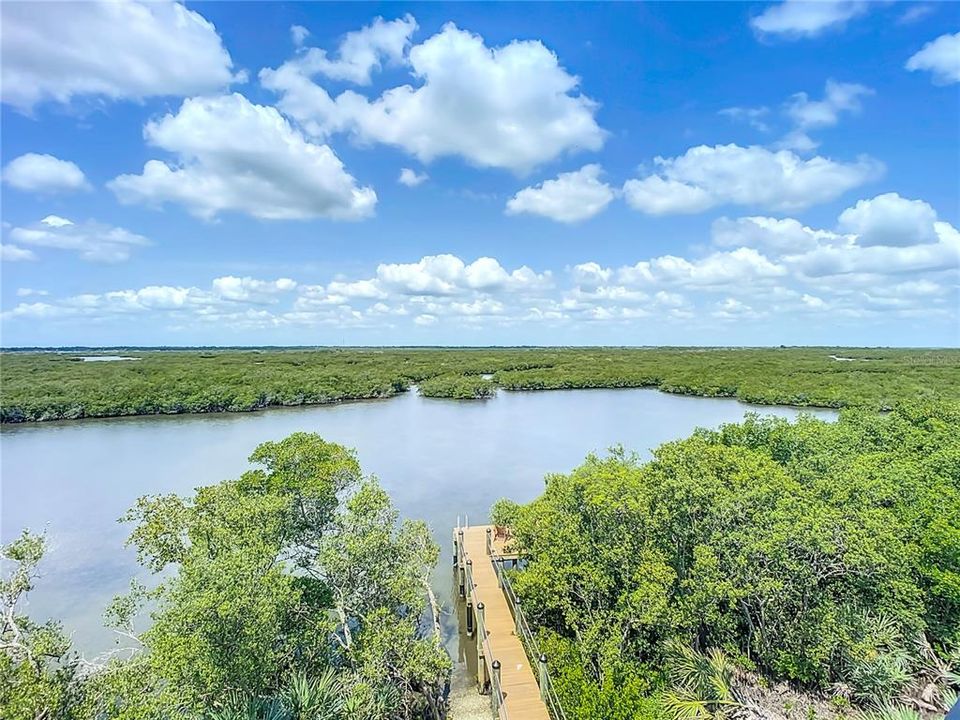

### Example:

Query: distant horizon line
xmin=3 ymin=345 xmax=957 ymax=352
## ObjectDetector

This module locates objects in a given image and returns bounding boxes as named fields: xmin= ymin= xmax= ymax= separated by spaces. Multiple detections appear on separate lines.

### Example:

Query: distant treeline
xmin=1 ymin=347 xmax=958 ymax=422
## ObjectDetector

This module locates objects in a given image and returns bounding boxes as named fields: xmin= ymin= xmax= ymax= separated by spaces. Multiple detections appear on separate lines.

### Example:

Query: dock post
xmin=452 ymin=532 xmax=458 ymax=569
xmin=491 ymin=660 xmax=501 ymax=711
xmin=476 ymin=602 xmax=486 ymax=693
xmin=538 ymin=654 xmax=548 ymax=701
xmin=515 ymin=599 xmax=523 ymax=636
xmin=485 ymin=527 xmax=492 ymax=555
xmin=458 ymin=533 xmax=466 ymax=598
xmin=465 ymin=560 xmax=474 ymax=635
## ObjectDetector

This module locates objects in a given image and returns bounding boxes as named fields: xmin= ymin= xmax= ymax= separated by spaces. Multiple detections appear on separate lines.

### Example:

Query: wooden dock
xmin=454 ymin=524 xmax=553 ymax=720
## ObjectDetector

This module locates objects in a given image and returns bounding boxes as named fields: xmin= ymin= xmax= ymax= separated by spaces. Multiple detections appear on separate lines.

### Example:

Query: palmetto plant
xmin=662 ymin=641 xmax=744 ymax=720
xmin=281 ymin=670 xmax=347 ymax=720
xmin=204 ymin=670 xmax=366 ymax=720
xmin=942 ymin=688 xmax=958 ymax=713
xmin=855 ymin=704 xmax=925 ymax=720
xmin=910 ymin=633 xmax=960 ymax=712
xmin=205 ymin=694 xmax=288 ymax=720
xmin=849 ymin=633 xmax=959 ymax=720
xmin=843 ymin=614 xmax=911 ymax=706
xmin=341 ymin=683 xmax=401 ymax=720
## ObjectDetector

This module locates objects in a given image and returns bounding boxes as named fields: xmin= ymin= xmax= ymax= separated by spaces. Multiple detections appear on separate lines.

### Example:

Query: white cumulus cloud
xmin=571 ymin=262 xmax=613 ymax=288
xmin=290 ymin=15 xmax=417 ymax=85
xmin=211 ymin=276 xmax=298 ymax=303
xmin=709 ymin=193 xmax=959 ymax=280
xmin=788 ymin=223 xmax=959 ymax=279
xmin=398 ymin=168 xmax=429 ymax=187
xmin=291 ymin=25 xmax=310 ymax=48
xmin=779 ymin=79 xmax=873 ymax=151
xmin=713 ymin=297 xmax=762 ymax=320
xmin=622 ymin=144 xmax=882 ymax=215
xmin=261 ymin=20 xmax=605 ymax=173
xmin=1 ymin=244 xmax=37 ymax=262
xmin=7 ymin=216 xmax=150 ymax=262
xmin=718 ymin=106 xmax=771 ymax=132
xmin=40 ymin=215 xmax=75 ymax=228
xmin=376 ymin=254 xmax=549 ymax=295
xmin=837 ymin=193 xmax=939 ymax=247
xmin=327 ymin=279 xmax=387 ymax=299
xmin=3 ymin=154 xmax=89 ymax=193
xmin=713 ymin=216 xmax=840 ymax=253
xmin=906 ymin=32 xmax=960 ymax=85
xmin=617 ymin=247 xmax=787 ymax=288
xmin=506 ymin=164 xmax=615 ymax=223
xmin=750 ymin=1 xmax=868 ymax=38
xmin=108 ymin=93 xmax=376 ymax=221
xmin=1 ymin=0 xmax=243 ymax=111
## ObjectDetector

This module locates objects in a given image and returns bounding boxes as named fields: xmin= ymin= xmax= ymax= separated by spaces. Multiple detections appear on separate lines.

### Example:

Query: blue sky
xmin=1 ymin=0 xmax=958 ymax=347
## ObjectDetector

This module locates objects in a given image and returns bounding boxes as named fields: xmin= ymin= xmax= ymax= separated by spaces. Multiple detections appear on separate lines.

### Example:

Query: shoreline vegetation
xmin=2 ymin=347 xmax=958 ymax=423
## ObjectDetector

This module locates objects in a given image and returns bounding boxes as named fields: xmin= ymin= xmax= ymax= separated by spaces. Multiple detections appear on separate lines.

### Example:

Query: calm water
xmin=1 ymin=388 xmax=835 ymax=657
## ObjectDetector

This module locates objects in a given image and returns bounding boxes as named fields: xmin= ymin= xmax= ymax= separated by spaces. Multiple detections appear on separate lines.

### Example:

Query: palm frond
xmin=941 ymin=687 xmax=957 ymax=713
xmin=856 ymin=703 xmax=923 ymax=720
xmin=665 ymin=640 xmax=715 ymax=696
xmin=664 ymin=643 xmax=743 ymax=720
xmin=707 ymin=648 xmax=735 ymax=702
xmin=663 ymin=689 xmax=714 ymax=720
xmin=205 ymin=693 xmax=290 ymax=720
xmin=282 ymin=669 xmax=345 ymax=720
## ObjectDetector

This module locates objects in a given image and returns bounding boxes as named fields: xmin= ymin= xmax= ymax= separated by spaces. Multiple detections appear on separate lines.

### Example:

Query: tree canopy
xmin=1 ymin=432 xmax=449 ymax=720
xmin=506 ymin=403 xmax=960 ymax=718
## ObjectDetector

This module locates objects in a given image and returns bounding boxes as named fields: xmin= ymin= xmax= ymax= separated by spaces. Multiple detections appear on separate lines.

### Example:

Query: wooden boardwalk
xmin=455 ymin=524 xmax=551 ymax=720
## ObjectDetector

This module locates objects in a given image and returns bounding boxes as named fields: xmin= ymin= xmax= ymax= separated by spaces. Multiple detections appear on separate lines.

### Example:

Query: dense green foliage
xmin=1 ymin=433 xmax=449 ymax=719
xmin=506 ymin=404 xmax=960 ymax=718
xmin=2 ymin=347 xmax=958 ymax=422
xmin=417 ymin=373 xmax=496 ymax=399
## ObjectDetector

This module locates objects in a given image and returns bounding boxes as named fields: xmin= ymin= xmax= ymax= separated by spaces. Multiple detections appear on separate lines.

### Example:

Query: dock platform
xmin=453 ymin=524 xmax=556 ymax=720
